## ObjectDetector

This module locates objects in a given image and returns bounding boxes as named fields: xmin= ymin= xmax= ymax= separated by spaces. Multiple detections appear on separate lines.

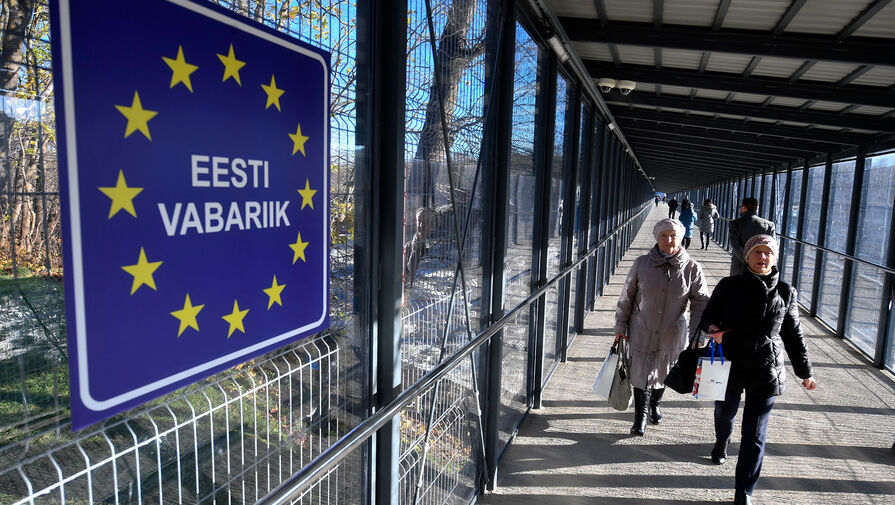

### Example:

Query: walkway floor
xmin=477 ymin=205 xmax=895 ymax=504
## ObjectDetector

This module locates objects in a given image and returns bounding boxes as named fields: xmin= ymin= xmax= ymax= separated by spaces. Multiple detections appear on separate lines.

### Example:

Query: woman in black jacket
xmin=699 ymin=235 xmax=817 ymax=505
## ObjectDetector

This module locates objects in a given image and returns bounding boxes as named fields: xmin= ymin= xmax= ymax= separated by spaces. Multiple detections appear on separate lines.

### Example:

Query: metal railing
xmin=257 ymin=202 xmax=652 ymax=504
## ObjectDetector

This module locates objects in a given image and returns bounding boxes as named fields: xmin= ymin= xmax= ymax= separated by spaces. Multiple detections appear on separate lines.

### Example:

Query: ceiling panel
xmin=694 ymin=89 xmax=729 ymax=100
xmin=853 ymin=2 xmax=895 ymax=38
xmin=722 ymin=0 xmax=790 ymax=30
xmin=604 ymin=0 xmax=654 ymax=23
xmin=729 ymin=92 xmax=770 ymax=104
xmin=659 ymin=48 xmax=705 ymax=69
xmin=616 ymin=45 xmax=656 ymax=66
xmin=852 ymin=105 xmax=893 ymax=116
xmin=851 ymin=66 xmax=895 ymax=87
xmin=570 ymin=42 xmax=612 ymax=61
xmin=549 ymin=0 xmax=598 ymax=18
xmin=662 ymin=0 xmax=719 ymax=26
xmin=751 ymin=56 xmax=805 ymax=78
xmin=768 ymin=97 xmax=807 ymax=107
xmin=800 ymin=61 xmax=865 ymax=84
xmin=704 ymin=53 xmax=753 ymax=74
xmin=785 ymin=0 xmax=872 ymax=35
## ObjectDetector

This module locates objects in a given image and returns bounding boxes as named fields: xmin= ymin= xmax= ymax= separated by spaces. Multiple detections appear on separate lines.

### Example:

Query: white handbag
xmin=592 ymin=345 xmax=619 ymax=399
xmin=692 ymin=341 xmax=731 ymax=401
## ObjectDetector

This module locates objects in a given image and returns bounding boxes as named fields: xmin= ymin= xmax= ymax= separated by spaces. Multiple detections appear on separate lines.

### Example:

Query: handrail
xmin=256 ymin=202 xmax=653 ymax=505
xmin=716 ymin=216 xmax=894 ymax=275
xmin=775 ymin=233 xmax=895 ymax=275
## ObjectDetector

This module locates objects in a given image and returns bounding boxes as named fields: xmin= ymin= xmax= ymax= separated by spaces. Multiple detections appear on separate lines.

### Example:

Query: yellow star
xmin=114 ymin=91 xmax=158 ymax=140
xmin=217 ymin=44 xmax=245 ymax=85
xmin=121 ymin=247 xmax=162 ymax=295
xmin=289 ymin=123 xmax=309 ymax=156
xmin=263 ymin=276 xmax=286 ymax=309
xmin=162 ymin=45 xmax=199 ymax=92
xmin=98 ymin=170 xmax=143 ymax=218
xmin=289 ymin=232 xmax=309 ymax=264
xmin=222 ymin=299 xmax=249 ymax=337
xmin=297 ymin=179 xmax=317 ymax=210
xmin=170 ymin=294 xmax=204 ymax=337
xmin=261 ymin=74 xmax=285 ymax=111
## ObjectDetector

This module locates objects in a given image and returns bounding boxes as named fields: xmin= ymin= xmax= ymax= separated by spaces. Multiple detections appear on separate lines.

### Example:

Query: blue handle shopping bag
xmin=692 ymin=340 xmax=731 ymax=401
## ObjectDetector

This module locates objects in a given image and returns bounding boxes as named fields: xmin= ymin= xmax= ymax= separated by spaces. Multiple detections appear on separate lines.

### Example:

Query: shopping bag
xmin=665 ymin=329 xmax=709 ymax=394
xmin=692 ymin=341 xmax=731 ymax=401
xmin=608 ymin=339 xmax=633 ymax=411
xmin=592 ymin=346 xmax=619 ymax=399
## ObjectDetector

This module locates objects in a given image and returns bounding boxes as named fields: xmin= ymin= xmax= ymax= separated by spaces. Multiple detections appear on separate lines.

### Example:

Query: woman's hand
xmin=613 ymin=333 xmax=627 ymax=345
xmin=802 ymin=377 xmax=817 ymax=390
xmin=707 ymin=325 xmax=727 ymax=344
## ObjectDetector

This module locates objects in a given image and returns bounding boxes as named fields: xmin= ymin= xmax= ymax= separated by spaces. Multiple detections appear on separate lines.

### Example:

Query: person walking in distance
xmin=667 ymin=197 xmax=679 ymax=219
xmin=728 ymin=197 xmax=774 ymax=275
xmin=678 ymin=201 xmax=697 ymax=249
xmin=698 ymin=199 xmax=720 ymax=249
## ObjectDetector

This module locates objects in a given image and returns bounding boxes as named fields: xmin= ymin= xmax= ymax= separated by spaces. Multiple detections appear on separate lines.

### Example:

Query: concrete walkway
xmin=478 ymin=205 xmax=895 ymax=504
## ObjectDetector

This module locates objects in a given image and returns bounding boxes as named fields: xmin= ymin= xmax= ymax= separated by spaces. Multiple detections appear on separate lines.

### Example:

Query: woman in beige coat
xmin=614 ymin=218 xmax=710 ymax=435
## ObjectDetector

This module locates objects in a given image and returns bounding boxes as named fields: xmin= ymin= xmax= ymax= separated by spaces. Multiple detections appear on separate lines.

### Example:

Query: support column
xmin=837 ymin=146 xmax=867 ymax=337
xmin=481 ymin=0 xmax=514 ymax=489
xmin=811 ymin=154 xmax=834 ymax=316
xmin=356 ymin=1 xmax=407 ymax=503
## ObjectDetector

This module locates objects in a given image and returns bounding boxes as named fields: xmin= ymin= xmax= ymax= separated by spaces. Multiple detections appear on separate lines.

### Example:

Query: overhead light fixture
xmin=608 ymin=122 xmax=615 ymax=131
xmin=546 ymin=35 xmax=570 ymax=63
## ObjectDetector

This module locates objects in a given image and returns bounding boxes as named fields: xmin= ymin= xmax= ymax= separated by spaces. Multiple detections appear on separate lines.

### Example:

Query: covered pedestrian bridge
xmin=1 ymin=0 xmax=894 ymax=504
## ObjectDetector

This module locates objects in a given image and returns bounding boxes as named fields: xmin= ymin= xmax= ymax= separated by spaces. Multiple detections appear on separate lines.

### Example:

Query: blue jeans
xmin=715 ymin=387 xmax=776 ymax=496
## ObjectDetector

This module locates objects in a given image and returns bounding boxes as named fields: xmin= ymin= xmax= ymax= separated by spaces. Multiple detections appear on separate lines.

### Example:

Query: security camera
xmin=617 ymin=80 xmax=636 ymax=95
xmin=597 ymin=78 xmax=616 ymax=93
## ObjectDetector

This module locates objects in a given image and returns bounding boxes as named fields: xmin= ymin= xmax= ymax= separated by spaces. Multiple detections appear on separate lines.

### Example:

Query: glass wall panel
xmin=543 ymin=75 xmax=568 ymax=381
xmin=401 ymin=2 xmax=487 ymax=501
xmin=817 ymin=160 xmax=855 ymax=324
xmin=569 ymin=104 xmax=589 ymax=341
xmin=782 ymin=170 xmax=803 ymax=285
xmin=763 ymin=173 xmax=773 ymax=220
xmin=847 ymin=152 xmax=895 ymax=359
xmin=494 ymin=20 xmax=540 ymax=457
xmin=774 ymin=172 xmax=786 ymax=231
xmin=797 ymin=165 xmax=824 ymax=305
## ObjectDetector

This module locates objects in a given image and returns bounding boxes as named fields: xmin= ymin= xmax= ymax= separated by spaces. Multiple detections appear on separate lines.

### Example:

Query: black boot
xmin=630 ymin=388 xmax=649 ymax=436
xmin=733 ymin=492 xmax=752 ymax=505
xmin=711 ymin=439 xmax=728 ymax=465
xmin=648 ymin=387 xmax=664 ymax=424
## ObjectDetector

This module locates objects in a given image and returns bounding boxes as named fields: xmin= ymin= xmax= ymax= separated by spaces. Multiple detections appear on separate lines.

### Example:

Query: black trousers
xmin=668 ymin=209 xmax=677 ymax=218
xmin=683 ymin=237 xmax=691 ymax=248
xmin=715 ymin=387 xmax=776 ymax=496
xmin=700 ymin=232 xmax=710 ymax=248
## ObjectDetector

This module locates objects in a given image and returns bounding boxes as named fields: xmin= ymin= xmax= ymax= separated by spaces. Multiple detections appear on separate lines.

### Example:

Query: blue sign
xmin=50 ymin=0 xmax=330 ymax=430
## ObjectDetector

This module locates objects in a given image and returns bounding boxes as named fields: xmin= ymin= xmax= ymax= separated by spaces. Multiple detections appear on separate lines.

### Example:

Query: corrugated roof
xmin=538 ymin=0 xmax=895 ymax=192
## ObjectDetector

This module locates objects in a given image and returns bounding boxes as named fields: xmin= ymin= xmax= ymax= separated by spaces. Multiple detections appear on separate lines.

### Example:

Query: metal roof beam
xmin=612 ymin=107 xmax=869 ymax=144
xmin=607 ymin=94 xmax=895 ymax=133
xmin=626 ymin=136 xmax=795 ymax=162
xmin=560 ymin=17 xmax=895 ymax=66
xmin=772 ymin=0 xmax=809 ymax=36
xmin=636 ymin=151 xmax=768 ymax=171
xmin=616 ymin=121 xmax=832 ymax=154
xmin=583 ymin=61 xmax=895 ymax=108
xmin=837 ymin=0 xmax=893 ymax=40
